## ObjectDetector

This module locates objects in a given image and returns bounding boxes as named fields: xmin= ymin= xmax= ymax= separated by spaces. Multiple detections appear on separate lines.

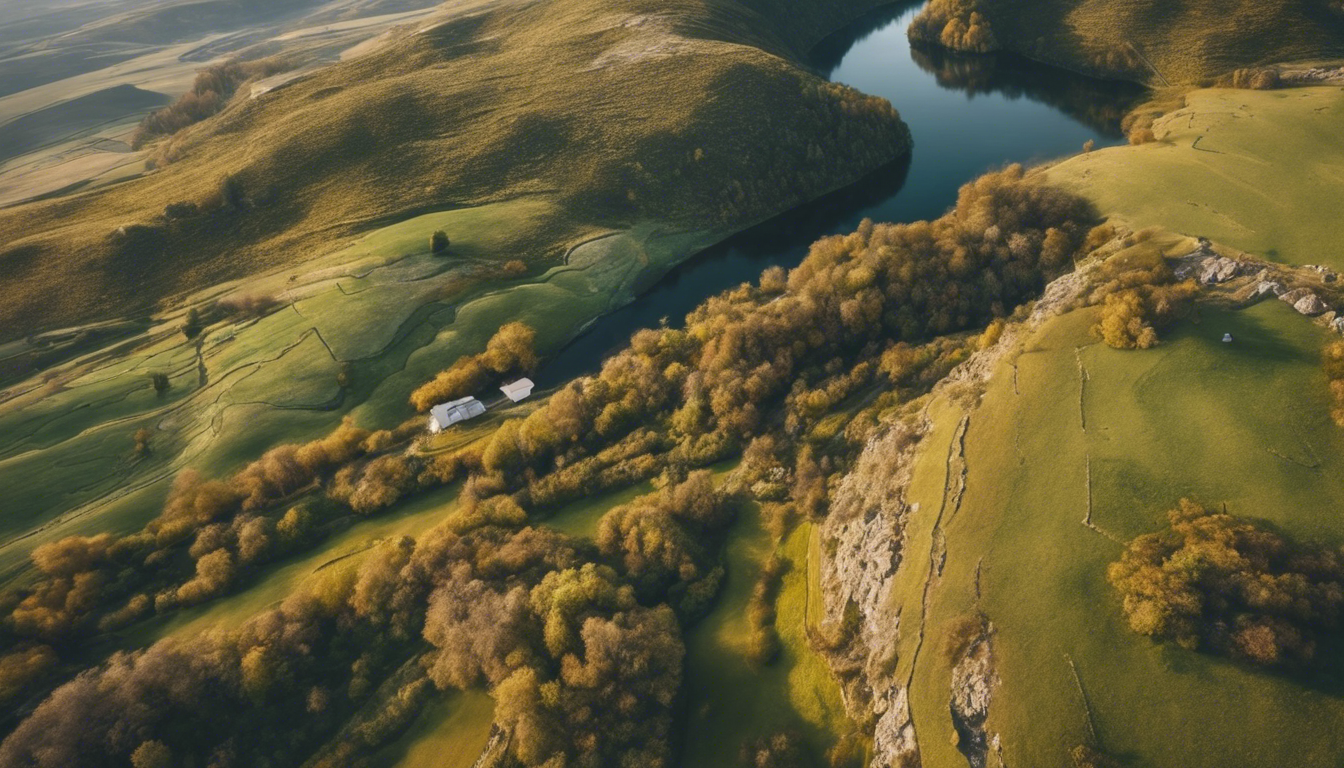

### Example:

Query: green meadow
xmin=1047 ymin=87 xmax=1344 ymax=270
xmin=370 ymin=690 xmax=495 ymax=768
xmin=0 ymin=197 xmax=692 ymax=582
xmin=896 ymin=300 xmax=1344 ymax=767
xmin=682 ymin=506 xmax=854 ymax=765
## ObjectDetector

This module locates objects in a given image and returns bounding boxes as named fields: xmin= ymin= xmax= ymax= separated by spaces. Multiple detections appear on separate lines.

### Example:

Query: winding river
xmin=540 ymin=0 xmax=1143 ymax=383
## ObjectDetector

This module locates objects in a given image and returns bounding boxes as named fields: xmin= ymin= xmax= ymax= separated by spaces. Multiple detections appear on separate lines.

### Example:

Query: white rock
xmin=1254 ymin=280 xmax=1284 ymax=298
xmin=1281 ymin=287 xmax=1312 ymax=304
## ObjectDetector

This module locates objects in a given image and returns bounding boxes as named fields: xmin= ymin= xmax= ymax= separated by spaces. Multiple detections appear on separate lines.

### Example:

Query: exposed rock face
xmin=1284 ymin=66 xmax=1344 ymax=84
xmin=1254 ymin=280 xmax=1285 ymax=298
xmin=873 ymin=686 xmax=920 ymax=768
xmin=1172 ymin=238 xmax=1245 ymax=285
xmin=818 ymin=260 xmax=1101 ymax=768
xmin=470 ymin=724 xmax=511 ymax=768
xmin=1281 ymin=287 xmax=1329 ymax=315
xmin=949 ymin=627 xmax=997 ymax=768
xmin=821 ymin=420 xmax=926 ymax=768
xmin=1332 ymin=316 xmax=1344 ymax=335
xmin=1196 ymin=256 xmax=1243 ymax=284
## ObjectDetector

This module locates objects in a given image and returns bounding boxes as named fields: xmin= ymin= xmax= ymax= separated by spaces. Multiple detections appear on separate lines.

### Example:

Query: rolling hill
xmin=0 ymin=0 xmax=909 ymax=342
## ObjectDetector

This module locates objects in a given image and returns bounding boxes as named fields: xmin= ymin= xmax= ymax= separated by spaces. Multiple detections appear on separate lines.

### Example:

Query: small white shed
xmin=500 ymin=378 xmax=535 ymax=403
xmin=428 ymin=396 xmax=486 ymax=433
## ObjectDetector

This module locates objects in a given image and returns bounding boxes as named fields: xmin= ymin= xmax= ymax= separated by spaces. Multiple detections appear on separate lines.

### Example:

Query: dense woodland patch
xmin=1110 ymin=500 xmax=1344 ymax=666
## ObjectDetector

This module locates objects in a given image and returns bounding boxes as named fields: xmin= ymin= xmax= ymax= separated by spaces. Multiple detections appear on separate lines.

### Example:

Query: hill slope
xmin=818 ymin=82 xmax=1344 ymax=768
xmin=0 ymin=0 xmax=908 ymax=341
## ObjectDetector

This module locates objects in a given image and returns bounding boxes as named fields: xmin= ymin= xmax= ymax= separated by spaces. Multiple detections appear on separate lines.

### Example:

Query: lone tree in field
xmin=431 ymin=230 xmax=450 ymax=255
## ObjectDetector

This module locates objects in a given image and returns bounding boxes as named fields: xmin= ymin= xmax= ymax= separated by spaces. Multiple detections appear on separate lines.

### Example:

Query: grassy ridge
xmin=1046 ymin=86 xmax=1344 ymax=270
xmin=0 ymin=0 xmax=908 ymax=340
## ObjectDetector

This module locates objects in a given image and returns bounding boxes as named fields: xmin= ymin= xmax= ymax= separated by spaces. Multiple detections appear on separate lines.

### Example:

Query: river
xmin=539 ymin=0 xmax=1143 ymax=383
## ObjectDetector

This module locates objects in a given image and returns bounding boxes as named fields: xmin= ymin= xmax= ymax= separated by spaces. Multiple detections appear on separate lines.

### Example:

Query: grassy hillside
xmin=831 ymin=78 xmax=1344 ymax=767
xmin=892 ymin=301 xmax=1344 ymax=767
xmin=909 ymin=0 xmax=1344 ymax=84
xmin=0 ymin=0 xmax=908 ymax=341
xmin=1046 ymin=86 xmax=1344 ymax=270
xmin=0 ymin=0 xmax=907 ymax=581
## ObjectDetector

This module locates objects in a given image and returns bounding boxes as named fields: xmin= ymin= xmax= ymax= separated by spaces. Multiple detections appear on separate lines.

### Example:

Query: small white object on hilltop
xmin=500 ymin=378 xmax=535 ymax=402
xmin=1222 ymin=333 xmax=1234 ymax=343
xmin=428 ymin=396 xmax=486 ymax=433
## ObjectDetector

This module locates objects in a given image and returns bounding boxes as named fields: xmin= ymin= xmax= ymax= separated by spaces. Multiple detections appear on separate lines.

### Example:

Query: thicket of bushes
xmin=0 ymin=471 xmax=743 ymax=768
xmin=1109 ymin=500 xmax=1344 ymax=665
xmin=131 ymin=59 xmax=291 ymax=150
xmin=1085 ymin=235 xmax=1198 ymax=349
xmin=409 ymin=322 xmax=538 ymax=412
xmin=0 ymin=417 xmax=427 ymax=700
xmin=1218 ymin=67 xmax=1283 ymax=90
xmin=746 ymin=555 xmax=789 ymax=667
xmin=908 ymin=0 xmax=998 ymax=53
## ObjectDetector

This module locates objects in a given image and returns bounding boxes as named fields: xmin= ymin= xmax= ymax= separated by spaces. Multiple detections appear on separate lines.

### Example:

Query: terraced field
xmin=0 ymin=198 xmax=593 ymax=579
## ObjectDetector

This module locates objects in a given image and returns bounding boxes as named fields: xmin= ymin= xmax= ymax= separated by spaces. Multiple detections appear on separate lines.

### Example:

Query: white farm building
xmin=428 ymin=396 xmax=486 ymax=433
xmin=500 ymin=378 xmax=535 ymax=402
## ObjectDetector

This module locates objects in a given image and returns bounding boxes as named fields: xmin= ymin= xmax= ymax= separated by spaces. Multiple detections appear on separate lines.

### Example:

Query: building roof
xmin=430 ymin=396 xmax=486 ymax=428
xmin=500 ymin=378 xmax=535 ymax=402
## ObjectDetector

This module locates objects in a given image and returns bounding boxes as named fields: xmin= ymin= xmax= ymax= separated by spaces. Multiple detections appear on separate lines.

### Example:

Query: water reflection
xmin=907 ymin=43 xmax=1145 ymax=136
xmin=808 ymin=1 xmax=921 ymax=76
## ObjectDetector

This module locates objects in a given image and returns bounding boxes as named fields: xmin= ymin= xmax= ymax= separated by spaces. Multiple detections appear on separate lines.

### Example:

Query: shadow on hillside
xmin=807 ymin=0 xmax=922 ymax=75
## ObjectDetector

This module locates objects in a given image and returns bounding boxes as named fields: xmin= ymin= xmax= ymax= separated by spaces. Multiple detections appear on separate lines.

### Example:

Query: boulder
xmin=1293 ymin=292 xmax=1329 ymax=316
xmin=1281 ymin=287 xmax=1312 ymax=304
xmin=1197 ymin=256 xmax=1242 ymax=284
xmin=1333 ymin=317 xmax=1344 ymax=335
xmin=1253 ymin=280 xmax=1285 ymax=298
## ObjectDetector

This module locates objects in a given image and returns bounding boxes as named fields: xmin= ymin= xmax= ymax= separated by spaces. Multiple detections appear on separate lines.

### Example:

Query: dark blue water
xmin=541 ymin=1 xmax=1144 ymax=383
